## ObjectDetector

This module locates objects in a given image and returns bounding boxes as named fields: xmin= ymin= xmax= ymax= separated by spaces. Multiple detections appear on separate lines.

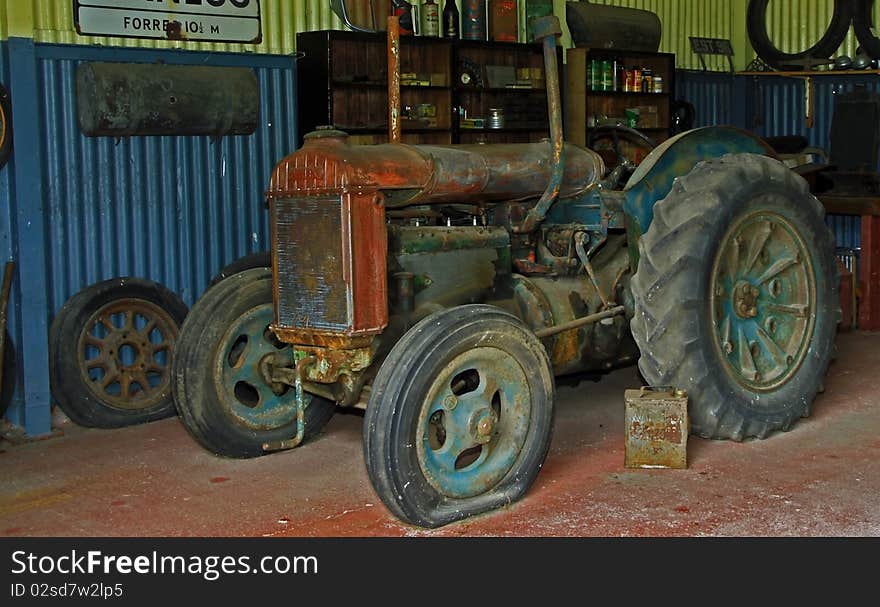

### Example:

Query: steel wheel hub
xmin=78 ymin=299 xmax=177 ymax=410
xmin=710 ymin=210 xmax=816 ymax=392
xmin=416 ymin=347 xmax=531 ymax=499
xmin=217 ymin=303 xmax=299 ymax=431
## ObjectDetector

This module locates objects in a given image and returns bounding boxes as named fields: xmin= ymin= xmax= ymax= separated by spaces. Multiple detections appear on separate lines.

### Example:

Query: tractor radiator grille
xmin=273 ymin=196 xmax=350 ymax=332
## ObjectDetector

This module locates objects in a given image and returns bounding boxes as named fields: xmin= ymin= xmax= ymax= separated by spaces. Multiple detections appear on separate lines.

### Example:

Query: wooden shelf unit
xmin=296 ymin=30 xmax=561 ymax=146
xmin=582 ymin=49 xmax=676 ymax=142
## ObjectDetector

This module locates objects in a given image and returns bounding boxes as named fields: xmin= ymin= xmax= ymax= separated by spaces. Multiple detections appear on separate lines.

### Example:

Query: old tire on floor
xmin=631 ymin=153 xmax=838 ymax=441
xmin=49 ymin=278 xmax=188 ymax=428
xmin=364 ymin=305 xmax=555 ymax=528
xmin=172 ymin=268 xmax=335 ymax=458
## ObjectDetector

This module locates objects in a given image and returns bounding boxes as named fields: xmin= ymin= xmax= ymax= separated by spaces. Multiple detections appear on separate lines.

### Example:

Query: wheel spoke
xmin=737 ymin=328 xmax=758 ymax=381
xmin=756 ymin=256 xmax=798 ymax=285
xmin=100 ymin=371 xmax=119 ymax=389
xmin=744 ymin=222 xmax=772 ymax=273
xmin=139 ymin=318 xmax=157 ymax=337
xmin=755 ymin=325 xmax=789 ymax=370
xmin=766 ymin=302 xmax=809 ymax=318
xmin=83 ymin=334 xmax=105 ymax=348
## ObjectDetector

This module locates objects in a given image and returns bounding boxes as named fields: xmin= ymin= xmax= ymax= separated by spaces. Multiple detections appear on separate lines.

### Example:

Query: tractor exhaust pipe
xmin=517 ymin=16 xmax=565 ymax=234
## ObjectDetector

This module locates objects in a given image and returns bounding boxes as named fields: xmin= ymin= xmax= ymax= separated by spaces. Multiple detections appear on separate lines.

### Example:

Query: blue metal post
xmin=8 ymin=37 xmax=51 ymax=437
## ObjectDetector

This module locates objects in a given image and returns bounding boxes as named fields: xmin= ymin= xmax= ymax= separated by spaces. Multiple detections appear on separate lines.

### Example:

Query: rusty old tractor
xmin=171 ymin=17 xmax=838 ymax=528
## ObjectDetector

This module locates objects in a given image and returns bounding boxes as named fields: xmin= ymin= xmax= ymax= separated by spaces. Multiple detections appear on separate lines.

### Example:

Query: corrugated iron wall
xmin=37 ymin=48 xmax=297 ymax=310
xmin=0 ymin=41 xmax=299 ymax=433
xmin=744 ymin=72 xmax=880 ymax=249
xmin=677 ymin=70 xmax=740 ymax=127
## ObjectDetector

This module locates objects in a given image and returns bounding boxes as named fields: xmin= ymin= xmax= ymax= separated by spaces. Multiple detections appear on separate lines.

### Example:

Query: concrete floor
xmin=1 ymin=331 xmax=878 ymax=537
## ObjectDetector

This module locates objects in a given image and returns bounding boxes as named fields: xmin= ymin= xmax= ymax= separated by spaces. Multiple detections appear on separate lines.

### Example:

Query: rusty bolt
xmin=477 ymin=417 xmax=494 ymax=437
xmin=444 ymin=395 xmax=458 ymax=410
xmin=723 ymin=341 xmax=733 ymax=355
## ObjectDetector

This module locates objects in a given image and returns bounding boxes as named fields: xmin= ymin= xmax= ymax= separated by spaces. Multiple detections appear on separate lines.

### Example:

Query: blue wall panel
xmin=0 ymin=40 xmax=25 ymax=429
xmin=677 ymin=70 xmax=740 ymax=129
xmin=37 ymin=47 xmax=297 ymax=310
xmin=0 ymin=43 xmax=299 ymax=433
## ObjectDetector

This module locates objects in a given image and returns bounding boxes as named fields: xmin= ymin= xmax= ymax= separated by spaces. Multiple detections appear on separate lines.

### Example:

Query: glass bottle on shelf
xmin=422 ymin=0 xmax=440 ymax=37
xmin=462 ymin=0 xmax=487 ymax=41
xmin=443 ymin=0 xmax=460 ymax=38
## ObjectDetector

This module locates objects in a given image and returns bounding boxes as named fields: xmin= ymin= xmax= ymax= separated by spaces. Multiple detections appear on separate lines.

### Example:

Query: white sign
xmin=74 ymin=0 xmax=262 ymax=44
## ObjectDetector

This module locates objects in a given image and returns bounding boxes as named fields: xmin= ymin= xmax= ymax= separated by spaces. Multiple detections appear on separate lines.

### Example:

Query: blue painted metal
xmin=0 ymin=40 xmax=25 ymax=431
xmin=677 ymin=71 xmax=741 ymax=129
xmin=420 ymin=350 xmax=530 ymax=499
xmin=742 ymin=73 xmax=880 ymax=250
xmin=622 ymin=126 xmax=774 ymax=251
xmin=0 ymin=42 xmax=299 ymax=434
xmin=221 ymin=303 xmax=300 ymax=431
xmin=8 ymin=38 xmax=51 ymax=436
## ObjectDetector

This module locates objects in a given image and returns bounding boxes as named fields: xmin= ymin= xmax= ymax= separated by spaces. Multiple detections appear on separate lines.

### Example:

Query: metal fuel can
xmin=624 ymin=386 xmax=689 ymax=469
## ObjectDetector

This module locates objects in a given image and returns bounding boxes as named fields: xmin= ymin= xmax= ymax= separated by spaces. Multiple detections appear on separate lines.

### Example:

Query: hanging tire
xmin=854 ymin=0 xmax=880 ymax=59
xmin=172 ymin=268 xmax=336 ymax=458
xmin=364 ymin=305 xmax=555 ymax=528
xmin=747 ymin=0 xmax=854 ymax=69
xmin=48 ymin=278 xmax=189 ymax=428
xmin=208 ymin=251 xmax=270 ymax=288
xmin=631 ymin=153 xmax=838 ymax=441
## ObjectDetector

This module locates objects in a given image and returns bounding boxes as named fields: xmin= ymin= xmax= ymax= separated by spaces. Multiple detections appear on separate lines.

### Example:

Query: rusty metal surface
xmin=271 ymin=191 xmax=387 ymax=344
xmin=78 ymin=298 xmax=177 ymax=411
xmin=387 ymin=15 xmax=401 ymax=144
xmin=76 ymin=62 xmax=259 ymax=137
xmin=624 ymin=387 xmax=689 ymax=470
xmin=267 ymin=132 xmax=603 ymax=205
xmin=517 ymin=16 xmax=565 ymax=234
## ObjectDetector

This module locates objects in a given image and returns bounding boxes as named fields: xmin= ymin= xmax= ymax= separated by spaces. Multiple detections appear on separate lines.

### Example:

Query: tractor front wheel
xmin=172 ymin=268 xmax=336 ymax=458
xmin=631 ymin=153 xmax=838 ymax=440
xmin=363 ymin=305 xmax=555 ymax=528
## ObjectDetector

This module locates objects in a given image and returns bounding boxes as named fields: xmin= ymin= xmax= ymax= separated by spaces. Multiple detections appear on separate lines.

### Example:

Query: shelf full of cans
xmin=588 ymin=58 xmax=665 ymax=94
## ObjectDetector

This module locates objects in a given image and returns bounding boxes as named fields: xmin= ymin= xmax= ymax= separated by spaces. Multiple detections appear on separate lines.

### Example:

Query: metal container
xmin=624 ymin=386 xmax=689 ymax=469
xmin=462 ymin=0 xmax=487 ymax=41
xmin=652 ymin=75 xmax=664 ymax=94
xmin=487 ymin=107 xmax=505 ymax=129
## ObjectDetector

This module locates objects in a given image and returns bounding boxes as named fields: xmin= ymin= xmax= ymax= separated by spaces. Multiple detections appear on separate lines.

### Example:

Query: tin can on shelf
xmin=642 ymin=68 xmax=653 ymax=93
xmin=488 ymin=107 xmax=505 ymax=129
xmin=462 ymin=0 xmax=487 ymax=40
xmin=600 ymin=60 xmax=613 ymax=91
xmin=632 ymin=67 xmax=643 ymax=93
xmin=624 ymin=68 xmax=634 ymax=92
xmin=653 ymin=75 xmax=664 ymax=93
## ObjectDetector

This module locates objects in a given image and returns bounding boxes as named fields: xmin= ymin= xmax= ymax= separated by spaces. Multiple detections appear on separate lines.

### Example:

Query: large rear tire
xmin=631 ymin=153 xmax=838 ymax=440
xmin=172 ymin=268 xmax=335 ymax=458
xmin=364 ymin=305 xmax=555 ymax=528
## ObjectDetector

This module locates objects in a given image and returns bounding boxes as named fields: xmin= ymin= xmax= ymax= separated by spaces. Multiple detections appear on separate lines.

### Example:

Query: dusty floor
xmin=1 ymin=331 xmax=878 ymax=537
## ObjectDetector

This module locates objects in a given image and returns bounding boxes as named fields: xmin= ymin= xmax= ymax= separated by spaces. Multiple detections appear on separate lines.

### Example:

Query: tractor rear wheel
xmin=631 ymin=153 xmax=838 ymax=440
xmin=172 ymin=268 xmax=335 ymax=458
xmin=364 ymin=305 xmax=555 ymax=528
